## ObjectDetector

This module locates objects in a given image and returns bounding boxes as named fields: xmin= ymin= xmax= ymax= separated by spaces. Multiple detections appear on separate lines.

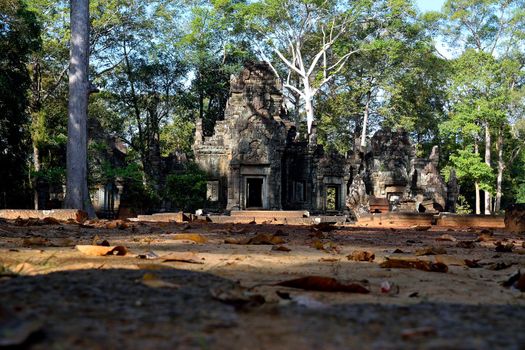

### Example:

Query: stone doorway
xmin=246 ymin=178 xmax=264 ymax=208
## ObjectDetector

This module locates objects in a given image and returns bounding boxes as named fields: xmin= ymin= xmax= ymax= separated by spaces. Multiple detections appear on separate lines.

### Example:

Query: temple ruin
xmin=194 ymin=62 xmax=456 ymax=216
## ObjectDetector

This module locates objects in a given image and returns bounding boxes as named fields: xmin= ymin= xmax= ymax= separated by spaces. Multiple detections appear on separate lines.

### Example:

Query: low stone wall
xmin=355 ymin=213 xmax=435 ymax=228
xmin=436 ymin=214 xmax=505 ymax=229
xmin=0 ymin=209 xmax=87 ymax=223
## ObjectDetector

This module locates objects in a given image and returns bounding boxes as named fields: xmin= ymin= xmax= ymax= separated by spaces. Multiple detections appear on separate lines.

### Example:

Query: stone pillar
xmin=227 ymin=164 xmax=241 ymax=211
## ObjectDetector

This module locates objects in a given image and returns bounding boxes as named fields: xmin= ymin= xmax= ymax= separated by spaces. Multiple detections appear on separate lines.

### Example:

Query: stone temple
xmin=193 ymin=62 xmax=457 ymax=216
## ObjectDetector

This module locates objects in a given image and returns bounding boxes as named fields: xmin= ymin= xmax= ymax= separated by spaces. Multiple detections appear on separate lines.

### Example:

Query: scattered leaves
xmin=162 ymin=252 xmax=204 ymax=264
xmin=436 ymin=234 xmax=456 ymax=242
xmin=172 ymin=233 xmax=208 ymax=244
xmin=456 ymin=240 xmax=476 ymax=249
xmin=225 ymin=233 xmax=284 ymax=245
xmin=380 ymin=258 xmax=448 ymax=273
xmin=75 ymin=245 xmax=127 ymax=256
xmin=275 ymin=276 xmax=369 ymax=294
xmin=347 ymin=250 xmax=375 ymax=262
xmin=464 ymin=259 xmax=482 ymax=268
xmin=401 ymin=327 xmax=437 ymax=340
xmin=415 ymin=247 xmax=447 ymax=256
xmin=495 ymin=242 xmax=514 ymax=253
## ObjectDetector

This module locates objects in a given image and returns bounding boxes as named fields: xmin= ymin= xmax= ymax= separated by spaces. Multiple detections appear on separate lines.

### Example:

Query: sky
xmin=415 ymin=0 xmax=447 ymax=13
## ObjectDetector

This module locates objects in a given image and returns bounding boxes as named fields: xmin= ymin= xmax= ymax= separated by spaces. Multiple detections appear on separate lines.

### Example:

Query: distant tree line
xmin=0 ymin=0 xmax=524 ymax=214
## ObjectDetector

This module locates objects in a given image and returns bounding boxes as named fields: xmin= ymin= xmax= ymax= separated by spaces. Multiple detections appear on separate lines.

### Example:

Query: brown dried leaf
xmin=411 ymin=225 xmax=431 ymax=231
xmin=436 ymin=234 xmax=456 ymax=242
xmin=75 ymin=245 xmax=127 ymax=256
xmin=172 ymin=233 xmax=208 ymax=244
xmin=275 ymin=276 xmax=370 ymax=294
xmin=495 ymin=242 xmax=514 ymax=253
xmin=347 ymin=250 xmax=375 ymax=262
xmin=380 ymin=258 xmax=448 ymax=273
xmin=401 ymin=327 xmax=437 ymax=340
xmin=162 ymin=252 xmax=204 ymax=264
xmin=456 ymin=240 xmax=476 ymax=249
xmin=140 ymin=273 xmax=179 ymax=288
xmin=225 ymin=233 xmax=284 ymax=245
xmin=464 ymin=259 xmax=482 ymax=268
xmin=415 ymin=247 xmax=447 ymax=256
xmin=487 ymin=261 xmax=514 ymax=270
xmin=42 ymin=217 xmax=61 ymax=225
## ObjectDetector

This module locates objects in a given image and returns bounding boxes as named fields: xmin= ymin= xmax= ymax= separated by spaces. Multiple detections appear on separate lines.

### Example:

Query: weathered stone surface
xmin=504 ymin=204 xmax=525 ymax=233
xmin=0 ymin=209 xmax=87 ymax=223
xmin=437 ymin=213 xmax=505 ymax=229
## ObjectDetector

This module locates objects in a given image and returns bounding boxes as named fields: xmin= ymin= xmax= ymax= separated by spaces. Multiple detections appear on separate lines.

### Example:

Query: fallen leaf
xmin=411 ymin=225 xmax=431 ymax=231
xmin=162 ymin=252 xmax=204 ymax=264
xmin=436 ymin=234 xmax=456 ymax=242
xmin=139 ymin=273 xmax=179 ymax=288
xmin=275 ymin=276 xmax=369 ymax=294
xmin=42 ymin=217 xmax=61 ymax=225
xmin=415 ymin=247 xmax=447 ymax=256
xmin=172 ymin=233 xmax=208 ymax=244
xmin=392 ymin=249 xmax=406 ymax=254
xmin=210 ymin=283 xmax=265 ymax=307
xmin=75 ymin=245 xmax=127 ymax=256
xmin=456 ymin=241 xmax=476 ymax=249
xmin=312 ymin=222 xmax=335 ymax=232
xmin=271 ymin=245 xmax=291 ymax=252
xmin=347 ymin=250 xmax=375 ymax=262
xmin=495 ymin=242 xmax=514 ymax=253
xmin=487 ymin=261 xmax=514 ymax=270
xmin=464 ymin=259 xmax=482 ymax=268
xmin=308 ymin=230 xmax=327 ymax=239
xmin=476 ymin=234 xmax=495 ymax=242
xmin=225 ymin=233 xmax=284 ymax=245
xmin=380 ymin=258 xmax=448 ymax=273
xmin=501 ymin=271 xmax=522 ymax=289
xmin=401 ymin=327 xmax=437 ymax=340
xmin=274 ymin=229 xmax=288 ymax=237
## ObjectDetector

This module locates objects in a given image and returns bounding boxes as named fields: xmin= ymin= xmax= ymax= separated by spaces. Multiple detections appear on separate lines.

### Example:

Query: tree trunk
xmin=474 ymin=142 xmax=481 ymax=215
xmin=495 ymin=128 xmax=504 ymax=212
xmin=64 ymin=0 xmax=96 ymax=218
xmin=484 ymin=122 xmax=491 ymax=215
xmin=360 ymin=91 xmax=371 ymax=150
xmin=33 ymin=144 xmax=40 ymax=210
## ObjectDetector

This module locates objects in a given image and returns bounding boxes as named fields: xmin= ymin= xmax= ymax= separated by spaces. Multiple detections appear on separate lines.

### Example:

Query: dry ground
xmin=0 ymin=218 xmax=524 ymax=349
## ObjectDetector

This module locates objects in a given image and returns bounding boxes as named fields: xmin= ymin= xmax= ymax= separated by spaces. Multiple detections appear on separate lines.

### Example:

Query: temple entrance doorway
xmin=246 ymin=178 xmax=264 ymax=208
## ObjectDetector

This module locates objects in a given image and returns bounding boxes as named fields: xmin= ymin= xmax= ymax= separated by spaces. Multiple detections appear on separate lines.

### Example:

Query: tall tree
xmin=64 ymin=0 xmax=95 ymax=217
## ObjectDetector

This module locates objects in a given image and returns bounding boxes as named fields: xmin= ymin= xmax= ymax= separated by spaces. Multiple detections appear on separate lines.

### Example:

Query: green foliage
xmin=455 ymin=195 xmax=473 ymax=214
xmin=449 ymin=147 xmax=495 ymax=192
xmin=0 ymin=0 xmax=41 ymax=207
xmin=165 ymin=164 xmax=207 ymax=212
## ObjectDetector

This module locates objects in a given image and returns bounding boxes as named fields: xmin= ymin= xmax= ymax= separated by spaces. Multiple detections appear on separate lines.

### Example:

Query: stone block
xmin=504 ymin=204 xmax=525 ymax=234
xmin=0 ymin=209 xmax=88 ymax=223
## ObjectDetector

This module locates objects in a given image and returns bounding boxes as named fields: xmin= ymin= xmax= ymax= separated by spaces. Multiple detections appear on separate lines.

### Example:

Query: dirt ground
xmin=1 ymin=218 xmax=524 ymax=349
